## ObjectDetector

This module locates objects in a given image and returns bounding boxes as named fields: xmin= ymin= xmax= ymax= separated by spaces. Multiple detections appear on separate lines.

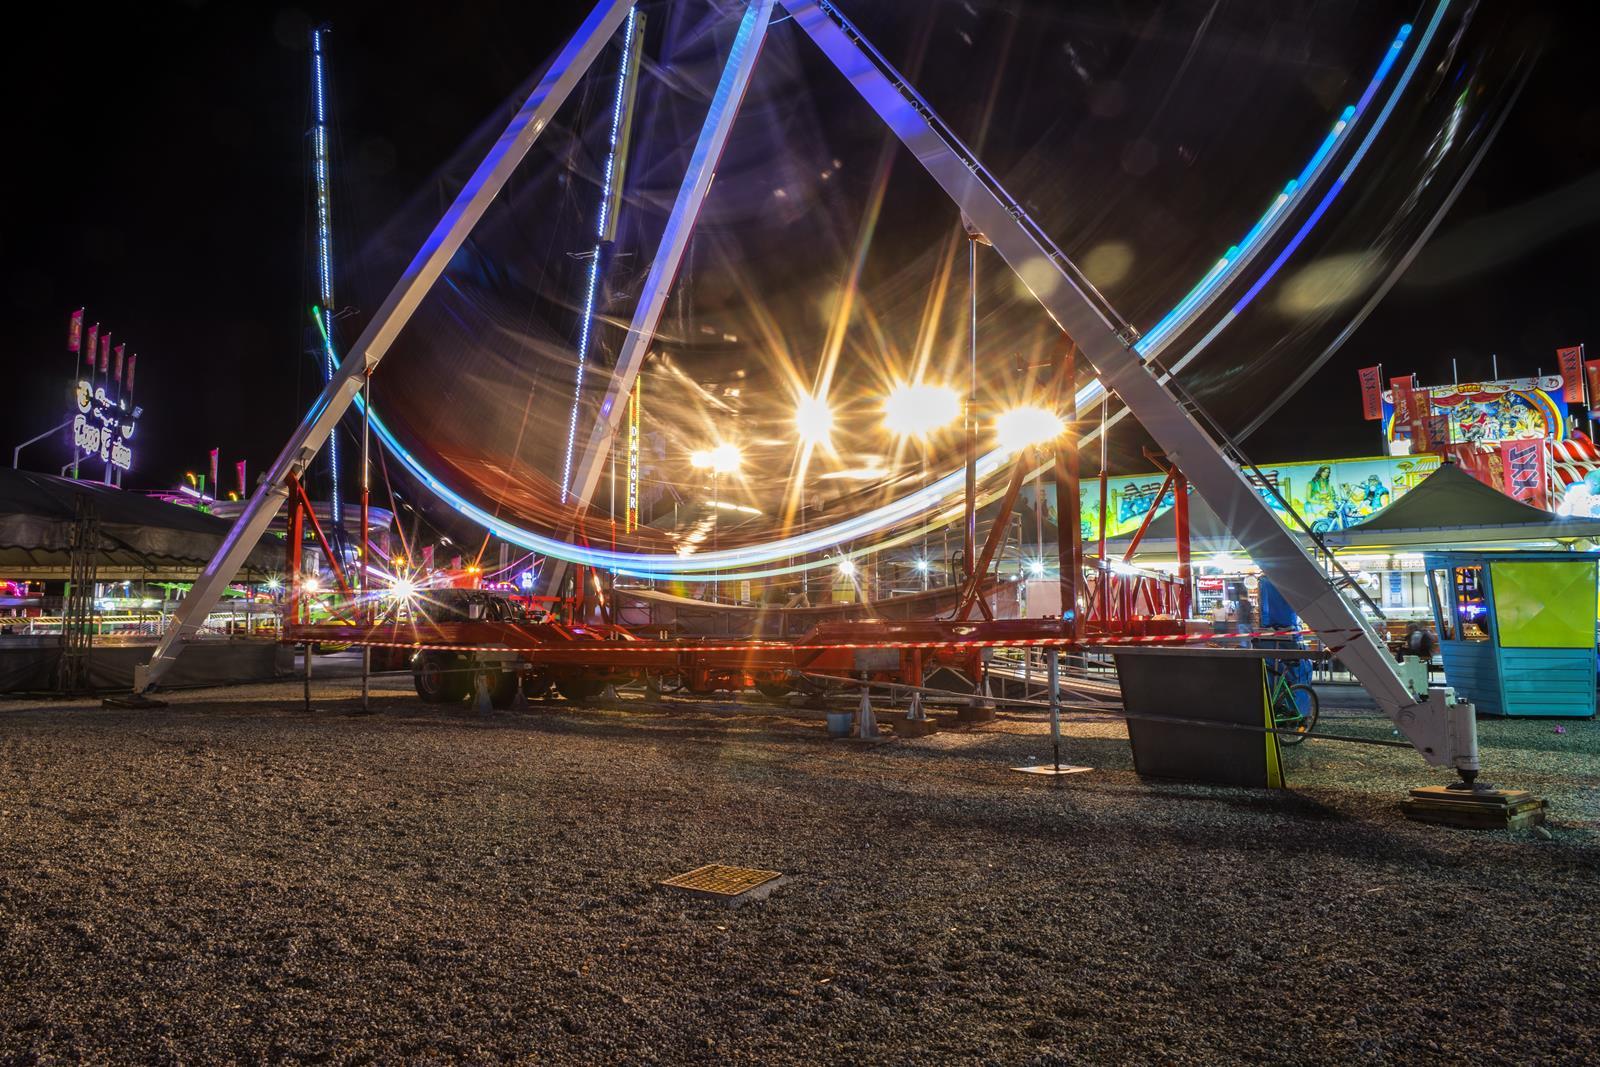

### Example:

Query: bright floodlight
xmin=996 ymin=405 xmax=1065 ymax=453
xmin=691 ymin=443 xmax=742 ymax=474
xmin=837 ymin=557 xmax=857 ymax=577
xmin=390 ymin=576 xmax=416 ymax=599
xmin=883 ymin=382 xmax=960 ymax=438
xmin=1027 ymin=559 xmax=1046 ymax=578
xmin=913 ymin=558 xmax=930 ymax=573
xmin=795 ymin=393 xmax=834 ymax=446
xmin=303 ymin=576 xmax=321 ymax=594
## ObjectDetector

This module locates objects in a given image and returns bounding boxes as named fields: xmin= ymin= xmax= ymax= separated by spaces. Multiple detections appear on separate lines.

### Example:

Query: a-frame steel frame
xmin=133 ymin=0 xmax=1479 ymax=780
xmin=545 ymin=0 xmax=775 ymax=596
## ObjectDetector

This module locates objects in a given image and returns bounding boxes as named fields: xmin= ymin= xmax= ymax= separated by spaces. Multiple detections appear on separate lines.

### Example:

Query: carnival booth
xmin=1423 ymin=549 xmax=1598 ymax=718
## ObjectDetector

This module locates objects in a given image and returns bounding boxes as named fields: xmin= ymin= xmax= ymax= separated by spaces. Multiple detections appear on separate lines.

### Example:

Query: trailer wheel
xmin=755 ymin=681 xmax=792 ymax=701
xmin=414 ymin=651 xmax=468 ymax=704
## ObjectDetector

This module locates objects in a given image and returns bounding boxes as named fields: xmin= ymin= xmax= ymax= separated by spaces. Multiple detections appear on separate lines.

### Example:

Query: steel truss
xmin=134 ymin=0 xmax=1478 ymax=780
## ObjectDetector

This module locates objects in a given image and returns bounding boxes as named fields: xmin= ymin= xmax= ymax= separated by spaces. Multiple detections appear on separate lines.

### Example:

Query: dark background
xmin=3 ymin=0 xmax=1596 ymax=494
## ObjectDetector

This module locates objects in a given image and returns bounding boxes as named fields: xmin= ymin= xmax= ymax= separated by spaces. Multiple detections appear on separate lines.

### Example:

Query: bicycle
xmin=1266 ymin=661 xmax=1319 ymax=744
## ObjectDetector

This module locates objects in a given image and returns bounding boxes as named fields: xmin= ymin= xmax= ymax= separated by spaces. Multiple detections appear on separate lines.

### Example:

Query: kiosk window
xmin=1453 ymin=565 xmax=1490 ymax=642
xmin=1429 ymin=569 xmax=1456 ymax=641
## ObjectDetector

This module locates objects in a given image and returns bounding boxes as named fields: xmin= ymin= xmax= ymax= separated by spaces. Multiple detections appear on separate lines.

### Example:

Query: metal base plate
xmin=1402 ymin=786 xmax=1547 ymax=830
xmin=1011 ymin=763 xmax=1093 ymax=777
xmin=660 ymin=864 xmax=784 ymax=904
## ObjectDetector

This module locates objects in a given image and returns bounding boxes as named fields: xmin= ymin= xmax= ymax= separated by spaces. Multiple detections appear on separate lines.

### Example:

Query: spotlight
xmin=690 ymin=443 xmax=743 ymax=474
xmin=795 ymin=393 xmax=834 ymax=447
xmin=883 ymin=382 xmax=960 ymax=438
xmin=996 ymin=406 xmax=1065 ymax=453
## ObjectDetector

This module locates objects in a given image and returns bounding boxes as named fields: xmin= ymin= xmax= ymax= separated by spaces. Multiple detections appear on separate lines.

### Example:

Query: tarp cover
xmin=0 ymin=469 xmax=282 ymax=573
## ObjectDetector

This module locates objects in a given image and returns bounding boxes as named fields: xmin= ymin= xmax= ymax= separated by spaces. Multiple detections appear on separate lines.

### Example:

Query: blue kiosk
xmin=1424 ymin=550 xmax=1599 ymax=718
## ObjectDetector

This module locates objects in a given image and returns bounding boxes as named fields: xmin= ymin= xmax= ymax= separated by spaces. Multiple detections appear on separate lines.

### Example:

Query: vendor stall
xmin=1424 ymin=549 xmax=1598 ymax=718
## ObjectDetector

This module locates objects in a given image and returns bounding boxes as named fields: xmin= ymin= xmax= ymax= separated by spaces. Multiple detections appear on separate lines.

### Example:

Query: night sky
xmin=4 ymin=1 xmax=1597 ymax=499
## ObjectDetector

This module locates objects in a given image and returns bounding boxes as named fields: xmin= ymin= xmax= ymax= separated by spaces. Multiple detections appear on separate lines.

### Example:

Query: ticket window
xmin=1429 ymin=565 xmax=1489 ymax=642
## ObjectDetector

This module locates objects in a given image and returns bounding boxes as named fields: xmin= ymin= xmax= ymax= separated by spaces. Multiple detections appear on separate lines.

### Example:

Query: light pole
xmin=691 ymin=443 xmax=741 ymax=601
xmin=883 ymin=379 xmax=961 ymax=589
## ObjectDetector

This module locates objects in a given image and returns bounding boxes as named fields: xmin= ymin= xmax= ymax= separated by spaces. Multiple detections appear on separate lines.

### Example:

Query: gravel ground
xmin=1 ymin=666 xmax=1596 ymax=1065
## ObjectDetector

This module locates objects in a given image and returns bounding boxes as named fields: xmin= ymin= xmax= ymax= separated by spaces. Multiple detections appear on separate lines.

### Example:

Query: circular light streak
xmin=346 ymin=22 xmax=1423 ymax=582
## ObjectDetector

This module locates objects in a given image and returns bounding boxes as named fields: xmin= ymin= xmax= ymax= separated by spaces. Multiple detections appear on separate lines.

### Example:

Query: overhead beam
xmin=547 ymin=0 xmax=774 ymax=594
xmin=782 ymin=0 xmax=1477 ymax=774
xmin=133 ymin=0 xmax=636 ymax=694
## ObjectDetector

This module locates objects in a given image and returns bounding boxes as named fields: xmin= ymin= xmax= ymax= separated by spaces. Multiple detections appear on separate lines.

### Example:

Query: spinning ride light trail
xmin=1167 ymin=5 xmax=1448 ymax=372
xmin=559 ymin=5 xmax=640 ymax=505
xmin=347 ymin=13 xmax=1425 ymax=582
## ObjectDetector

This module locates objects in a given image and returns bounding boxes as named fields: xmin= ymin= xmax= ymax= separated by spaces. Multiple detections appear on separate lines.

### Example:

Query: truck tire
xmin=488 ymin=670 xmax=519 ymax=709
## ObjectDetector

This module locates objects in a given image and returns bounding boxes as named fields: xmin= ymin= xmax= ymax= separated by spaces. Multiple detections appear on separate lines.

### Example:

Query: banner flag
xmin=1358 ymin=365 xmax=1384 ymax=421
xmin=1390 ymin=375 xmax=1417 ymax=434
xmin=236 ymin=460 xmax=248 ymax=497
xmin=1501 ymin=439 xmax=1548 ymax=508
xmin=113 ymin=344 xmax=125 ymax=383
xmin=1557 ymin=345 xmax=1585 ymax=403
xmin=99 ymin=332 xmax=111 ymax=374
xmin=125 ymin=354 xmax=137 ymax=393
xmin=1586 ymin=359 xmax=1600 ymax=419
xmin=85 ymin=324 xmax=99 ymax=372
xmin=68 ymin=309 xmax=83 ymax=352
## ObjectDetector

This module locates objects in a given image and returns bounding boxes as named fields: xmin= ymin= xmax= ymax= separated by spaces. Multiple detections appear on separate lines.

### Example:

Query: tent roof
xmin=1325 ymin=462 xmax=1600 ymax=547
xmin=0 ymin=469 xmax=282 ymax=575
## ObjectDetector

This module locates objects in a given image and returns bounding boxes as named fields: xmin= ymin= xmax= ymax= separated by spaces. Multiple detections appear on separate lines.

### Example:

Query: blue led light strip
xmin=350 ymin=13 xmax=1429 ymax=581
xmin=560 ymin=6 xmax=638 ymax=503
xmin=1160 ymin=6 xmax=1445 ymax=374
xmin=311 ymin=27 xmax=341 ymax=524
xmin=1132 ymin=22 xmax=1413 ymax=359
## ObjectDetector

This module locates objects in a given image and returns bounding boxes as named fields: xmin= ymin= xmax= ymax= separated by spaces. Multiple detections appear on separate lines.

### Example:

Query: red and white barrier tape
xmin=286 ymin=627 xmax=1313 ymax=657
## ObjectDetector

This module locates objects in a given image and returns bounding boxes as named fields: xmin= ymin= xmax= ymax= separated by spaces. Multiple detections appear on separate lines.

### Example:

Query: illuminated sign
xmin=1381 ymin=376 xmax=1568 ymax=447
xmin=73 ymin=379 xmax=140 ymax=472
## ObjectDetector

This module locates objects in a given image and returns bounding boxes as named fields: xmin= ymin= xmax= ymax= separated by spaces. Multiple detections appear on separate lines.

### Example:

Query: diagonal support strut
xmin=132 ymin=0 xmax=637 ymax=694
xmin=781 ymin=0 xmax=1477 ymax=775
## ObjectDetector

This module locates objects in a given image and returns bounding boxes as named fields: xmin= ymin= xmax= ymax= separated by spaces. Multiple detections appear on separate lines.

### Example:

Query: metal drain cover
xmin=660 ymin=863 xmax=784 ymax=904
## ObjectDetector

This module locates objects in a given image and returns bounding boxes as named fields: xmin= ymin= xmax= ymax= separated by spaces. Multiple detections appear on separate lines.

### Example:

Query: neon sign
xmin=73 ymin=379 xmax=140 ymax=472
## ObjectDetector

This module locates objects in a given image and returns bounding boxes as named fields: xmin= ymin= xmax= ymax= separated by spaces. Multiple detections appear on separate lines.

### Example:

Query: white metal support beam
xmin=546 ymin=0 xmax=774 ymax=595
xmin=133 ymin=0 xmax=636 ymax=694
xmin=782 ymin=0 xmax=1478 ymax=774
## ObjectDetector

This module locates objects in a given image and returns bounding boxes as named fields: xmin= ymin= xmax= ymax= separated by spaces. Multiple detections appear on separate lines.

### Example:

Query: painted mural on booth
xmin=1044 ymin=454 xmax=1441 ymax=540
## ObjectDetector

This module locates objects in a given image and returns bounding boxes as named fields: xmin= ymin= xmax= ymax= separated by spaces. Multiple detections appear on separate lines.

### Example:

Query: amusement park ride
xmin=129 ymin=0 xmax=1483 ymax=786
